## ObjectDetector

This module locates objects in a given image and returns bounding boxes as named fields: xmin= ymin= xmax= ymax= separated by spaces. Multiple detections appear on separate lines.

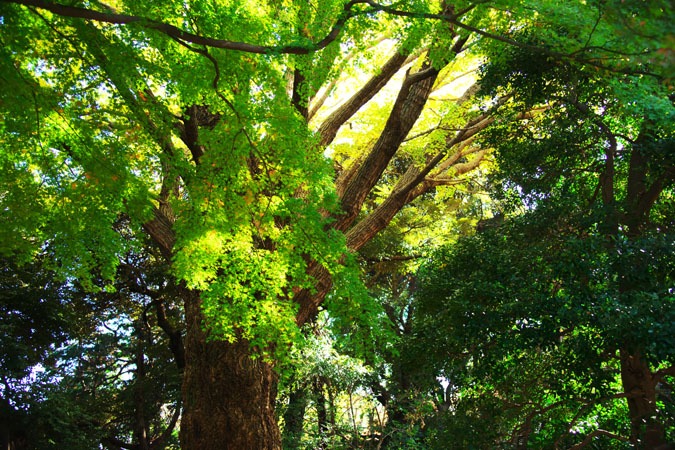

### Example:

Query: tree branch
xmin=654 ymin=365 xmax=675 ymax=383
xmin=308 ymin=33 xmax=392 ymax=122
xmin=316 ymin=49 xmax=409 ymax=147
xmin=7 ymin=0 xmax=368 ymax=55
xmin=568 ymin=429 xmax=629 ymax=449
xmin=10 ymin=0 xmax=660 ymax=77
xmin=358 ymin=0 xmax=661 ymax=78
xmin=553 ymin=393 xmax=634 ymax=449
xmin=148 ymin=399 xmax=181 ymax=450
xmin=334 ymin=65 xmax=439 ymax=231
xmin=334 ymin=34 xmax=468 ymax=232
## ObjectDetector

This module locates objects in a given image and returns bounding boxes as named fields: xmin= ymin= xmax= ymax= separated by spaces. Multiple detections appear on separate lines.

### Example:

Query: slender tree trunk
xmin=314 ymin=379 xmax=328 ymax=449
xmin=180 ymin=290 xmax=282 ymax=450
xmin=282 ymin=384 xmax=309 ymax=449
xmin=133 ymin=324 xmax=150 ymax=450
xmin=328 ymin=388 xmax=336 ymax=434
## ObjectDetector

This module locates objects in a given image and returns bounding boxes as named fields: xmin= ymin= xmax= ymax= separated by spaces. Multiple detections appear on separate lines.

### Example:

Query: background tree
xmin=415 ymin=14 xmax=675 ymax=447
xmin=0 ymin=256 xmax=83 ymax=450
xmin=0 ymin=243 xmax=183 ymax=450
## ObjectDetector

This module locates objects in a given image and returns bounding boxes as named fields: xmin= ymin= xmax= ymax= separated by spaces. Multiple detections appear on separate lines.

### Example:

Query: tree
xmin=415 ymin=17 xmax=675 ymax=448
xmin=1 ymin=0 xmax=671 ymax=448
xmin=417 ymin=212 xmax=675 ymax=448
xmin=0 ymin=244 xmax=184 ymax=450
xmin=0 ymin=256 xmax=79 ymax=450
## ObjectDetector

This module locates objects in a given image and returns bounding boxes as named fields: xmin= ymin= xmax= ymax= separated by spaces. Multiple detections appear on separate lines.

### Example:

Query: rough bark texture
xmin=333 ymin=68 xmax=439 ymax=233
xmin=316 ymin=50 xmax=409 ymax=147
xmin=180 ymin=289 xmax=282 ymax=450
xmin=294 ymin=33 xmax=474 ymax=326
xmin=619 ymin=350 xmax=671 ymax=449
xmin=291 ymin=68 xmax=309 ymax=120
xmin=142 ymin=207 xmax=176 ymax=261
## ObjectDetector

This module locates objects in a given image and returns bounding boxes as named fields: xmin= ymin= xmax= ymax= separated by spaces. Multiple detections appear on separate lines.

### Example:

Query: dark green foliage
xmin=0 ymin=257 xmax=74 ymax=379
xmin=0 ymin=257 xmax=103 ymax=450
xmin=413 ymin=7 xmax=675 ymax=446
xmin=416 ymin=209 xmax=674 ymax=447
xmin=0 ymin=253 xmax=183 ymax=450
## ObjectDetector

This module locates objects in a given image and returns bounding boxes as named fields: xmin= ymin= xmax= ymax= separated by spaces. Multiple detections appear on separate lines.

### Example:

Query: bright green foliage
xmin=0 ymin=0 xmax=361 ymax=359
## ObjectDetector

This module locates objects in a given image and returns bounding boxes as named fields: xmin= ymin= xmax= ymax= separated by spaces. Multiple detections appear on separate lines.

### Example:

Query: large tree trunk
xmin=180 ymin=290 xmax=282 ymax=450
xmin=172 ymin=18 xmax=469 ymax=449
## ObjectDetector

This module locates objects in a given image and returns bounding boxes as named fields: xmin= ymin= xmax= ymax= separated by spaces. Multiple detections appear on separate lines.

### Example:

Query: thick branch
xmin=446 ymin=149 xmax=487 ymax=176
xmin=344 ymin=150 xmax=486 ymax=251
xmin=432 ymin=137 xmax=477 ymax=173
xmin=393 ymin=108 xmax=499 ymax=200
xmin=344 ymin=102 xmax=549 ymax=253
xmin=654 ymin=365 xmax=675 ymax=382
xmin=316 ymin=49 xmax=409 ymax=147
xmin=291 ymin=67 xmax=309 ymax=120
xmin=178 ymin=105 xmax=221 ymax=164
xmin=308 ymin=33 xmax=392 ymax=122
xmin=154 ymin=301 xmax=186 ymax=369
xmin=636 ymin=167 xmax=674 ymax=221
xmin=333 ymin=35 xmax=468 ymax=232
xmin=405 ymin=101 xmax=545 ymax=199
xmin=142 ymin=207 xmax=175 ymax=261
xmin=334 ymin=66 xmax=439 ymax=231
xmin=148 ymin=400 xmax=181 ymax=450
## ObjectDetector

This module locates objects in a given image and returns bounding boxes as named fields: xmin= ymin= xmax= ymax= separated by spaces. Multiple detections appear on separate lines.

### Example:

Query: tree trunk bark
xmin=180 ymin=289 xmax=282 ymax=450
xmin=619 ymin=349 xmax=670 ymax=449
xmin=282 ymin=384 xmax=309 ymax=449
xmin=314 ymin=379 xmax=329 ymax=450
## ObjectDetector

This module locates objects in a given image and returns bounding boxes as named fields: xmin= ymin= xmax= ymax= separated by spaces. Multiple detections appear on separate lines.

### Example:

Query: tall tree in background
xmin=0 ymin=0 xmax=672 ymax=448
xmin=0 ymin=243 xmax=184 ymax=450
xmin=416 ymin=16 xmax=675 ymax=448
